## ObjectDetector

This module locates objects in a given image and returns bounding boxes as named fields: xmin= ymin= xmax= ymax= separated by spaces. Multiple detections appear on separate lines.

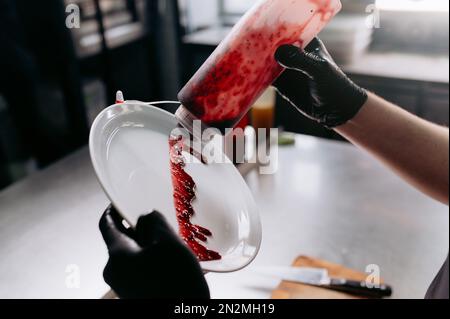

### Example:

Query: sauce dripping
xmin=169 ymin=135 xmax=222 ymax=261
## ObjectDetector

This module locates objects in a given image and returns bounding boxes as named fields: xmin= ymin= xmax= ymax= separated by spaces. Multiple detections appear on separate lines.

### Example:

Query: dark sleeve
xmin=425 ymin=255 xmax=449 ymax=299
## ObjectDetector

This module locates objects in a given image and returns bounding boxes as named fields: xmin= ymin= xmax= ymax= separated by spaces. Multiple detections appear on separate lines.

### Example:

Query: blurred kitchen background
xmin=0 ymin=0 xmax=448 ymax=190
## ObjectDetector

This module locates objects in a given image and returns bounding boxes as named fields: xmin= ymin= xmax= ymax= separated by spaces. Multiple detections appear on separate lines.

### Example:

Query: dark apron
xmin=425 ymin=254 xmax=449 ymax=299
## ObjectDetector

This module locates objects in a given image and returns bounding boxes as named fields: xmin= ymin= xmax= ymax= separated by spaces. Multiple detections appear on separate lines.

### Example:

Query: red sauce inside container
xmin=177 ymin=0 xmax=341 ymax=134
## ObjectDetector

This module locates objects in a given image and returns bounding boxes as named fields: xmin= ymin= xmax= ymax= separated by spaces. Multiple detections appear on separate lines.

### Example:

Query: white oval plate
xmin=89 ymin=101 xmax=262 ymax=273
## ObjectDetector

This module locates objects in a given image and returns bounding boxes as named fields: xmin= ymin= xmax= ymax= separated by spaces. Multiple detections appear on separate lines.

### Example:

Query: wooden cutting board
xmin=271 ymin=256 xmax=372 ymax=299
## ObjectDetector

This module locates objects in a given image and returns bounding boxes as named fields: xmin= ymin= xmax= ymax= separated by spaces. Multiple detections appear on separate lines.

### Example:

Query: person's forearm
xmin=336 ymin=92 xmax=449 ymax=205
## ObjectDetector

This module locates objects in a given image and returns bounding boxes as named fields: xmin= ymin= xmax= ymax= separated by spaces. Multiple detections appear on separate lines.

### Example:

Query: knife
xmin=256 ymin=266 xmax=393 ymax=298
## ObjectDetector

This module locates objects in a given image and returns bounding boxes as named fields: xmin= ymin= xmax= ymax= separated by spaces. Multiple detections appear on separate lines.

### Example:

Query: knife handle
xmin=328 ymin=278 xmax=393 ymax=298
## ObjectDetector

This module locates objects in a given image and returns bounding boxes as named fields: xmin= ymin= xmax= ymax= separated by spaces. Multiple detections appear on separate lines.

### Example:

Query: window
xmin=376 ymin=0 xmax=449 ymax=12
xmin=221 ymin=0 xmax=450 ymax=14
xmin=221 ymin=0 xmax=255 ymax=15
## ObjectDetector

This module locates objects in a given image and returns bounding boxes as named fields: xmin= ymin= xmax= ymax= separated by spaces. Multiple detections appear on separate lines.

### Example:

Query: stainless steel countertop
xmin=0 ymin=135 xmax=448 ymax=299
xmin=0 ymin=149 xmax=110 ymax=299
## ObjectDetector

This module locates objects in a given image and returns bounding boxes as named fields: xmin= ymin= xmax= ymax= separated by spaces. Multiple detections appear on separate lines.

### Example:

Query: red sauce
xmin=310 ymin=0 xmax=336 ymax=22
xmin=178 ymin=0 xmax=339 ymax=133
xmin=169 ymin=135 xmax=222 ymax=261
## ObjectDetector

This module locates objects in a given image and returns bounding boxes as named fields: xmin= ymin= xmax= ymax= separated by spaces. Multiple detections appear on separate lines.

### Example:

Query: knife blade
xmin=255 ymin=266 xmax=393 ymax=298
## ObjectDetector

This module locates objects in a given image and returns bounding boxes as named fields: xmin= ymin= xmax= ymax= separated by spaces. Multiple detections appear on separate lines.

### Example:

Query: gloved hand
xmin=99 ymin=205 xmax=210 ymax=299
xmin=274 ymin=38 xmax=368 ymax=128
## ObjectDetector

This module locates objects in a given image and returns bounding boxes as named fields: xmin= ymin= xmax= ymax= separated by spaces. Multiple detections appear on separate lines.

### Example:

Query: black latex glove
xmin=99 ymin=205 xmax=210 ymax=299
xmin=274 ymin=38 xmax=368 ymax=128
